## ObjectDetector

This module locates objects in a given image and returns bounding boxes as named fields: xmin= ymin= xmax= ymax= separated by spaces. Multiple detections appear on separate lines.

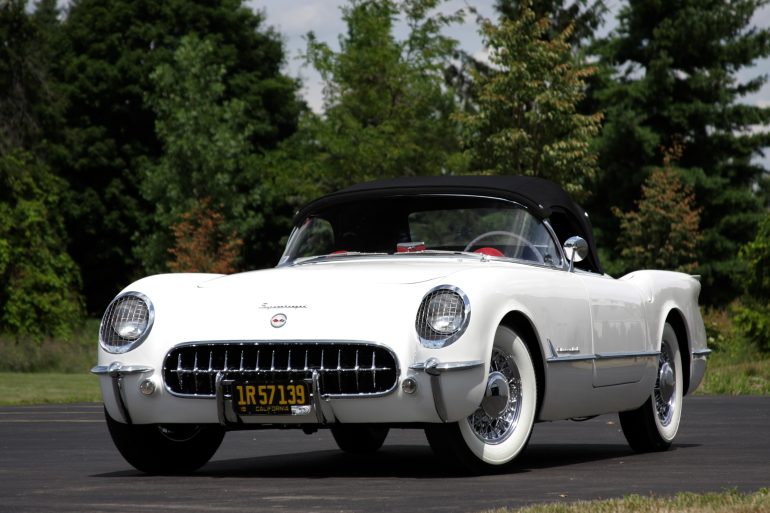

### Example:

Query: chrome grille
xmin=163 ymin=342 xmax=398 ymax=397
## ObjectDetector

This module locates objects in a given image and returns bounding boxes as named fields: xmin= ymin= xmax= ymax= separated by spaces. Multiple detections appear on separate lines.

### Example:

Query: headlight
xmin=99 ymin=292 xmax=155 ymax=353
xmin=415 ymin=286 xmax=470 ymax=348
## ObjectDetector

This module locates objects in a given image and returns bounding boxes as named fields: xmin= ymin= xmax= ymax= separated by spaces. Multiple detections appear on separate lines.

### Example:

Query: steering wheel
xmin=463 ymin=230 xmax=544 ymax=264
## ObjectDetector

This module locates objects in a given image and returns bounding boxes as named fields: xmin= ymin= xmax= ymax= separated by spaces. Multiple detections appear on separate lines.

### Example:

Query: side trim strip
xmin=692 ymin=348 xmax=713 ymax=358
xmin=546 ymin=351 xmax=660 ymax=364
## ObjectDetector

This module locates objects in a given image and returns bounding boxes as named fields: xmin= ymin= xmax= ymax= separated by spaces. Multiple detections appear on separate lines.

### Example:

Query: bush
xmin=0 ymin=150 xmax=84 ymax=340
xmin=735 ymin=214 xmax=770 ymax=353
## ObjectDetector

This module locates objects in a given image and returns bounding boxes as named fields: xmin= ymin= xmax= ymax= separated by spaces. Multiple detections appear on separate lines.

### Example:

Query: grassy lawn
xmin=482 ymin=490 xmax=770 ymax=513
xmin=0 ymin=372 xmax=101 ymax=406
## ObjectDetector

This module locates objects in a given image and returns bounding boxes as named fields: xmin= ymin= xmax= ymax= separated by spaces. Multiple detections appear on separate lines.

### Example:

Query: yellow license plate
xmin=232 ymin=381 xmax=310 ymax=415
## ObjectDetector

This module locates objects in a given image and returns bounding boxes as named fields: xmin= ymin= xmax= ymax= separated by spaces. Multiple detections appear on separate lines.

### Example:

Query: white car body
xmin=93 ymin=176 xmax=708 ymax=473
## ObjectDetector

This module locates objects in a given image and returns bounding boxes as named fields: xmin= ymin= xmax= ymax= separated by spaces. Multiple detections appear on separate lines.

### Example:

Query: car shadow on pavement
xmin=92 ymin=441 xmax=698 ymax=479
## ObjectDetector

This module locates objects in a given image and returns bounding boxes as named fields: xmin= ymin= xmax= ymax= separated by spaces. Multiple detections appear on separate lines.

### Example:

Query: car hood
xmin=133 ymin=258 xmax=476 ymax=344
xmin=197 ymin=258 xmax=467 ymax=290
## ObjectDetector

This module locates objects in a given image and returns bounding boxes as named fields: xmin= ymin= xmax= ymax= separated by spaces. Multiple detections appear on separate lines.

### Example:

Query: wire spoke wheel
xmin=467 ymin=349 xmax=523 ymax=444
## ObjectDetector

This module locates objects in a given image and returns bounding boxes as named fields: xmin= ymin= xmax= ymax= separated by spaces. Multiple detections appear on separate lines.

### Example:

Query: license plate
xmin=231 ymin=381 xmax=310 ymax=415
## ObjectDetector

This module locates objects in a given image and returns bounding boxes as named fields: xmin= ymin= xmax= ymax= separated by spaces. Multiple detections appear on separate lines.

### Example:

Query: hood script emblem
xmin=270 ymin=314 xmax=287 ymax=328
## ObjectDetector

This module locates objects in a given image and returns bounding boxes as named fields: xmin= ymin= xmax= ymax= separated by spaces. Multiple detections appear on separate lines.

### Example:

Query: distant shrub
xmin=167 ymin=198 xmax=243 ymax=274
xmin=735 ymin=215 xmax=770 ymax=353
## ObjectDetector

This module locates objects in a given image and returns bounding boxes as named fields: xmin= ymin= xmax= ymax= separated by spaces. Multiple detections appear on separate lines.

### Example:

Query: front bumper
xmin=92 ymin=357 xmax=486 ymax=426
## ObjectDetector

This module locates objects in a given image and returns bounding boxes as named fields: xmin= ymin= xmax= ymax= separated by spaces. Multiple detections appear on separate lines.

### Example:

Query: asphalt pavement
xmin=0 ymin=396 xmax=768 ymax=512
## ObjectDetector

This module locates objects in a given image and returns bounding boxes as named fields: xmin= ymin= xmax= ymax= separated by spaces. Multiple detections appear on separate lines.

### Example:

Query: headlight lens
xmin=416 ymin=286 xmax=470 ymax=348
xmin=100 ymin=292 xmax=154 ymax=353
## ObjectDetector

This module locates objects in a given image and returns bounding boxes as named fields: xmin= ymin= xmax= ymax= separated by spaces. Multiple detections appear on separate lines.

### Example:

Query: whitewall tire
xmin=619 ymin=322 xmax=684 ymax=452
xmin=425 ymin=325 xmax=538 ymax=472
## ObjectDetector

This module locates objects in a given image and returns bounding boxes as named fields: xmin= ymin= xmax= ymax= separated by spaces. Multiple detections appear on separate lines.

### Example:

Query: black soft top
xmin=296 ymin=175 xmax=603 ymax=273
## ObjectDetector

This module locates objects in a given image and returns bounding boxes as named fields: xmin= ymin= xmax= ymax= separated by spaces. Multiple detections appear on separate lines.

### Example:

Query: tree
xmin=0 ymin=151 xmax=84 ymax=339
xmin=589 ymin=0 xmax=770 ymax=303
xmin=55 ymin=0 xmax=301 ymax=311
xmin=495 ymin=0 xmax=607 ymax=48
xmin=458 ymin=4 xmax=603 ymax=198
xmin=289 ymin=0 xmax=463 ymax=198
xmin=138 ymin=35 xmax=258 ymax=274
xmin=612 ymin=143 xmax=702 ymax=273
xmin=0 ymin=0 xmax=64 ymax=154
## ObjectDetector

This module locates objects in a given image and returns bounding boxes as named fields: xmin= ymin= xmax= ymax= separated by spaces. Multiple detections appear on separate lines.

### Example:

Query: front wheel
xmin=105 ymin=409 xmax=225 ymax=474
xmin=619 ymin=322 xmax=684 ymax=452
xmin=425 ymin=325 xmax=538 ymax=473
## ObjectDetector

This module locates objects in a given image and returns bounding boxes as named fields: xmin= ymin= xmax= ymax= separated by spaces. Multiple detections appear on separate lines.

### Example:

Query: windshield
xmin=279 ymin=195 xmax=562 ymax=267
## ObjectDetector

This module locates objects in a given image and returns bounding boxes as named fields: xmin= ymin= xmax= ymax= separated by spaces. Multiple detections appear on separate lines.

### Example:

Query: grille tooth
xmin=164 ymin=342 xmax=398 ymax=397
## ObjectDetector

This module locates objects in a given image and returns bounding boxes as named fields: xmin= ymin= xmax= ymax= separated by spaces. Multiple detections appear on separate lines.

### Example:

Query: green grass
xmin=481 ymin=489 xmax=770 ymax=513
xmin=0 ymin=372 xmax=101 ymax=406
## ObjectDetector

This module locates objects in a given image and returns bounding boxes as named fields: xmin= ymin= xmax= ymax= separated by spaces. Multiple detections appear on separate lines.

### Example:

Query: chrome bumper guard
xmin=91 ymin=362 xmax=154 ymax=424
xmin=410 ymin=358 xmax=484 ymax=423
xmin=215 ymin=370 xmax=334 ymax=427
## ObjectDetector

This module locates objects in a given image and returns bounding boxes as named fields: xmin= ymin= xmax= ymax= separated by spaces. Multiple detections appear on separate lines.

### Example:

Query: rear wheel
xmin=331 ymin=425 xmax=389 ymax=453
xmin=425 ymin=325 xmax=537 ymax=473
xmin=619 ymin=323 xmax=683 ymax=452
xmin=105 ymin=409 xmax=225 ymax=474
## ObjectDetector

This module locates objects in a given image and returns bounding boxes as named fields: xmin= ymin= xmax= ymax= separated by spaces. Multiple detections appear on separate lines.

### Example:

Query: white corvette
xmin=93 ymin=176 xmax=709 ymax=474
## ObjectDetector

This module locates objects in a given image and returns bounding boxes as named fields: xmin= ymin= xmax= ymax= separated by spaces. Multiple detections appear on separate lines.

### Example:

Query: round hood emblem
xmin=270 ymin=313 xmax=287 ymax=328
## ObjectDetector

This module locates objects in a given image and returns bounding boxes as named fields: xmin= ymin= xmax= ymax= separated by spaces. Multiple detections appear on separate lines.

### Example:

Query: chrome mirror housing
xmin=564 ymin=236 xmax=588 ymax=272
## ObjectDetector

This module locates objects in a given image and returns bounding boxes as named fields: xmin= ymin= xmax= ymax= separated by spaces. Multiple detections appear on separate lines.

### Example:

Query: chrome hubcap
xmin=481 ymin=371 xmax=511 ymax=417
xmin=654 ymin=342 xmax=677 ymax=426
xmin=468 ymin=348 xmax=522 ymax=444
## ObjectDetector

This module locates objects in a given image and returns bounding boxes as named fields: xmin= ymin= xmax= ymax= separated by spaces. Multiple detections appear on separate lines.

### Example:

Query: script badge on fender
xmin=270 ymin=313 xmax=287 ymax=328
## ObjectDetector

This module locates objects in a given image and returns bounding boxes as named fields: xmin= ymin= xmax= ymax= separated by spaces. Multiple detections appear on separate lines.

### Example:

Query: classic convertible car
xmin=93 ymin=176 xmax=709 ymax=474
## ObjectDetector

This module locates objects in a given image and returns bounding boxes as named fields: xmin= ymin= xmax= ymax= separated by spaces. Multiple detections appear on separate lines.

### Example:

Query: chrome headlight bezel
xmin=415 ymin=285 xmax=471 ymax=348
xmin=99 ymin=291 xmax=155 ymax=354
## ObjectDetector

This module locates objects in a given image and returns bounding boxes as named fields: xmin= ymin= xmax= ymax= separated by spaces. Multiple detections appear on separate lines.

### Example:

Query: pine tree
xmin=613 ymin=143 xmax=702 ymax=273
xmin=589 ymin=0 xmax=770 ymax=303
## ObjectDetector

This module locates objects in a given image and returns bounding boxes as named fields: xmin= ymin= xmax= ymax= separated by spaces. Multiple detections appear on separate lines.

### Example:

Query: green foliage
xmin=734 ymin=215 xmax=770 ymax=352
xmin=589 ymin=0 xmax=770 ymax=304
xmin=290 ymin=0 xmax=463 ymax=199
xmin=138 ymin=34 xmax=258 ymax=273
xmin=612 ymin=148 xmax=702 ymax=273
xmin=458 ymin=3 xmax=603 ymax=199
xmin=55 ymin=0 xmax=301 ymax=310
xmin=0 ymin=151 xmax=84 ymax=339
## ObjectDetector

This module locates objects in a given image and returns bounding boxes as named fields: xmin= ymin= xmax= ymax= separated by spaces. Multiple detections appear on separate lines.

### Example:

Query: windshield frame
xmin=278 ymin=194 xmax=567 ymax=270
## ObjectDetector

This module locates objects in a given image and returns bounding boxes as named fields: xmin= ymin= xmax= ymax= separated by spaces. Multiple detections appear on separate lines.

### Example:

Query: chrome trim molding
xmin=596 ymin=350 xmax=660 ymax=360
xmin=409 ymin=359 xmax=484 ymax=374
xmin=692 ymin=348 xmax=713 ymax=358
xmin=546 ymin=350 xmax=660 ymax=364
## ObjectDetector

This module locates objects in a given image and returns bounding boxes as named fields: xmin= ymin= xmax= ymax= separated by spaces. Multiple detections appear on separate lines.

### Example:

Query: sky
xmin=249 ymin=0 xmax=770 ymax=167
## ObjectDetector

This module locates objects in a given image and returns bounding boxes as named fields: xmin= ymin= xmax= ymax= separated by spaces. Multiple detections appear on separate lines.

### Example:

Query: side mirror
xmin=563 ymin=236 xmax=588 ymax=272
